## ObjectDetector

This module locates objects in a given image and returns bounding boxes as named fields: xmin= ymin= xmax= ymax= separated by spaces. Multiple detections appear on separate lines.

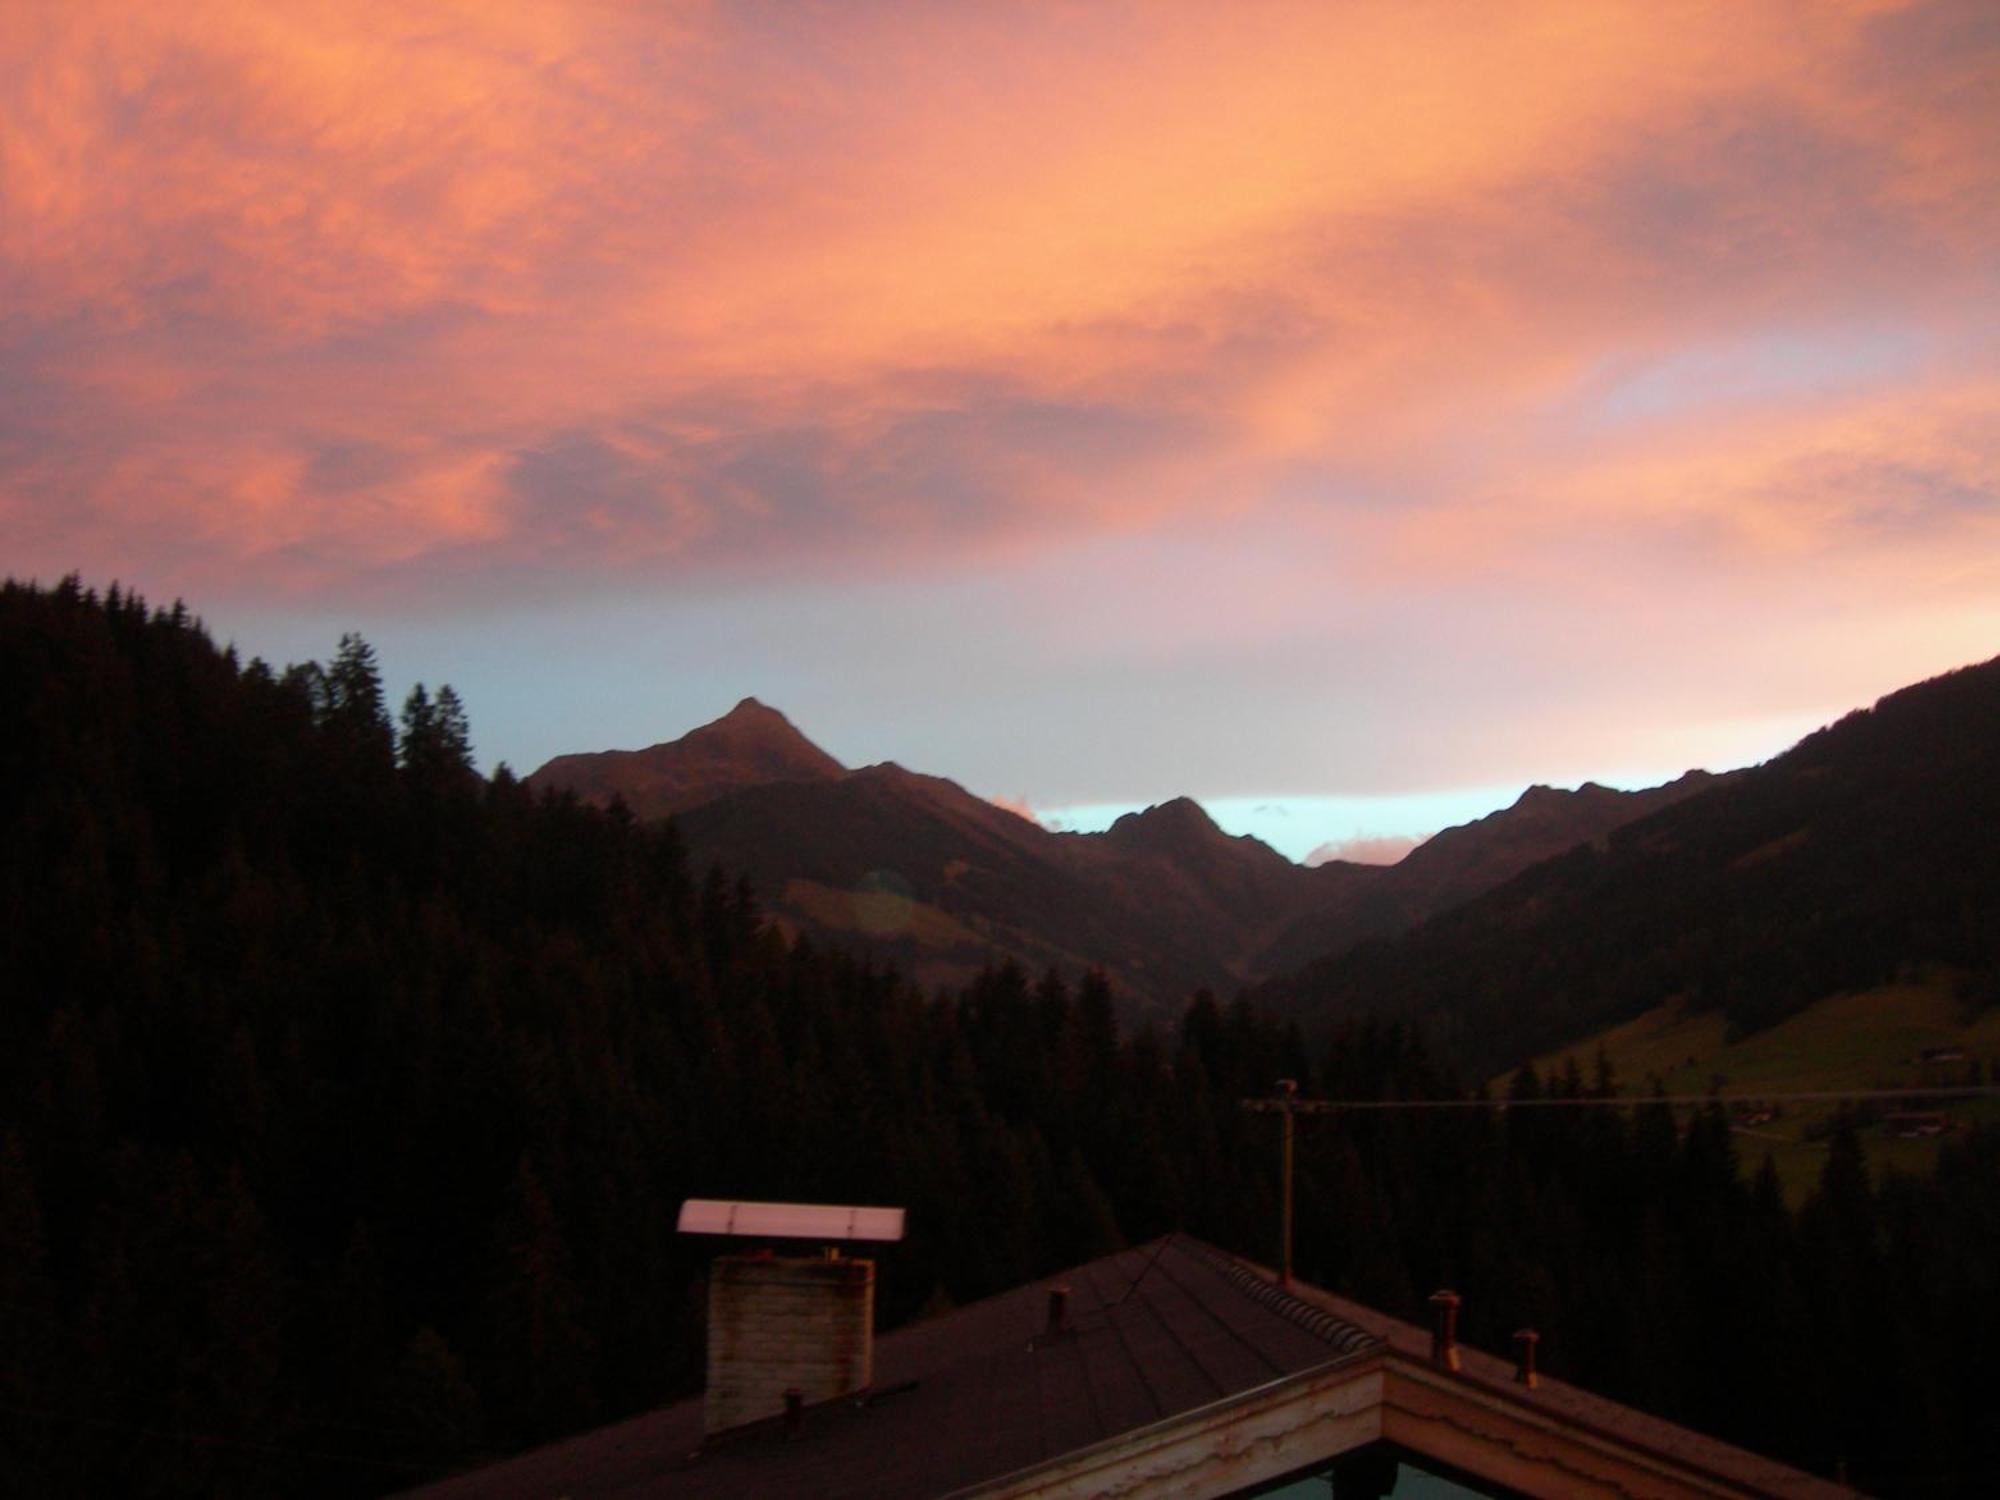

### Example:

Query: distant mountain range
xmin=1254 ymin=654 xmax=2000 ymax=1074
xmin=526 ymin=700 xmax=1718 ymax=1016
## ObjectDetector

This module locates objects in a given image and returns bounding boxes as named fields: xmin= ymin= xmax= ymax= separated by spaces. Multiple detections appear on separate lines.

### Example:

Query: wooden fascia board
xmin=942 ymin=1351 xmax=1389 ymax=1500
xmin=941 ymin=1345 xmax=1848 ymax=1500
xmin=1378 ymin=1356 xmax=1845 ymax=1500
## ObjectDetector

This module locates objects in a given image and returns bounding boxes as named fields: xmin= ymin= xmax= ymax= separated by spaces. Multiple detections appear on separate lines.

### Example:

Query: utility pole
xmin=1237 ymin=1077 xmax=2000 ymax=1289
xmin=1241 ymin=1079 xmax=1337 ymax=1286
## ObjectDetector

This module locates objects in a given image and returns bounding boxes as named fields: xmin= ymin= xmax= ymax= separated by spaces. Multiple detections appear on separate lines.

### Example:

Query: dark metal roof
xmin=408 ymin=1234 xmax=1851 ymax=1500
xmin=407 ymin=1235 xmax=1382 ymax=1500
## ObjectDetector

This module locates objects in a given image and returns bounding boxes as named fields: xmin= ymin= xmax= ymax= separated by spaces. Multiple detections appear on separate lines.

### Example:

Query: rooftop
xmin=407 ymin=1234 xmax=1852 ymax=1500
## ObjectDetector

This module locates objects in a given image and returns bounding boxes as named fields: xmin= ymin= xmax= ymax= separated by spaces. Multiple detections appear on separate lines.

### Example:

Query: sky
xmin=4 ymin=0 xmax=1997 ymax=863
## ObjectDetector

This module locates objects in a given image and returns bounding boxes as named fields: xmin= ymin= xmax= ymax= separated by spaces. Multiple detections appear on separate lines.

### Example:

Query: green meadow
xmin=1514 ymin=974 xmax=2000 ymax=1204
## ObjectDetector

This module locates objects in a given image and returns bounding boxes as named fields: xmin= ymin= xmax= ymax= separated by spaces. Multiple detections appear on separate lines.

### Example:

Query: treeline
xmin=1261 ymin=654 xmax=2000 ymax=1074
xmin=2 ymin=577 xmax=1995 ymax=1498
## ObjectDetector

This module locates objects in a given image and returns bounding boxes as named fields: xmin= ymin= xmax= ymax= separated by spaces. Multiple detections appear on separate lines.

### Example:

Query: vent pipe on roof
xmin=1513 ymin=1327 xmax=1540 ymax=1388
xmin=1045 ymin=1285 xmax=1070 ymax=1341
xmin=1428 ymin=1289 xmax=1462 ymax=1372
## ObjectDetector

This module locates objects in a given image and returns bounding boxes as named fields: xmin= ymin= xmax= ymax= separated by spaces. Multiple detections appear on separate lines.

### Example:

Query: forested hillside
xmin=4 ymin=578 xmax=1996 ymax=1499
xmin=1261 ymin=655 xmax=2000 ymax=1076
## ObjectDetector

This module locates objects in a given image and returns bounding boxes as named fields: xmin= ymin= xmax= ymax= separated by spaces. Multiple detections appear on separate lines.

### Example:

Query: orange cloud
xmin=1 ymin=0 xmax=1995 ymax=612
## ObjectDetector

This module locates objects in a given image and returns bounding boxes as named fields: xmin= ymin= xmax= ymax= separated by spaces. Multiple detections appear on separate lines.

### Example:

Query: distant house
xmin=1918 ymin=1047 xmax=1972 ymax=1089
xmin=409 ymin=1234 xmax=1851 ymax=1499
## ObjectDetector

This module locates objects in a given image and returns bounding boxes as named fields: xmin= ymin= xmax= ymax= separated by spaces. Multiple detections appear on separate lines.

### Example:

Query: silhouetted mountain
xmin=1248 ymin=772 xmax=1728 ymax=976
xmin=1092 ymin=796 xmax=1303 ymax=935
xmin=1257 ymin=656 xmax=2000 ymax=1075
xmin=530 ymin=706 xmax=1713 ymax=1014
xmin=1395 ymin=772 xmax=1725 ymax=909
xmin=676 ymin=769 xmax=1263 ymax=1012
xmin=527 ymin=696 xmax=843 ymax=818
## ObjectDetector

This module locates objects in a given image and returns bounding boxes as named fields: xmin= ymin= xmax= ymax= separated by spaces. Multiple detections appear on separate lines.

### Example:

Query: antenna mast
xmin=1241 ymin=1079 xmax=1337 ymax=1285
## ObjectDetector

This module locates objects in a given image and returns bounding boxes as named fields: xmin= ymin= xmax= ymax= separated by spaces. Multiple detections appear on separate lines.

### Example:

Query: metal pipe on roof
xmin=1429 ymin=1289 xmax=1462 ymax=1372
xmin=1045 ymin=1285 xmax=1070 ymax=1341
xmin=1278 ymin=1078 xmax=1298 ymax=1286
xmin=1514 ymin=1328 xmax=1540 ymax=1389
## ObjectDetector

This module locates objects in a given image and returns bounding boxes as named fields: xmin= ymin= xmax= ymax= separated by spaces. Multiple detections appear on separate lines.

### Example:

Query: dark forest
xmin=3 ymin=577 xmax=1996 ymax=1497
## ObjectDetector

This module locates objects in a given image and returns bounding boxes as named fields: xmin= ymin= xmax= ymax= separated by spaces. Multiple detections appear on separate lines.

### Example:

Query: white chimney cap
xmin=677 ymin=1199 xmax=906 ymax=1242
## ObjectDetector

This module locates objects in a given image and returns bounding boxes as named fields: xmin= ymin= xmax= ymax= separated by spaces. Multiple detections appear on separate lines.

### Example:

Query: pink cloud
xmin=0 ymin=0 xmax=1994 ymax=617
xmin=985 ymin=794 xmax=1043 ymax=828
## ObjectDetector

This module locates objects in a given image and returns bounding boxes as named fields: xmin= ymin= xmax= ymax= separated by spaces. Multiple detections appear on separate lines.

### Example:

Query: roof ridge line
xmin=1172 ymin=1235 xmax=1381 ymax=1358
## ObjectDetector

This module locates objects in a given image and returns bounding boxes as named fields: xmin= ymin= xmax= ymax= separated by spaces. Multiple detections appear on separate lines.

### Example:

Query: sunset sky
xmin=5 ymin=0 xmax=1996 ymax=861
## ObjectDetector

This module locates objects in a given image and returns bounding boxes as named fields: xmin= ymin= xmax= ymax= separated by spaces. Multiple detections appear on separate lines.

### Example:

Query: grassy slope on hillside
xmin=1514 ymin=973 xmax=2000 ymax=1203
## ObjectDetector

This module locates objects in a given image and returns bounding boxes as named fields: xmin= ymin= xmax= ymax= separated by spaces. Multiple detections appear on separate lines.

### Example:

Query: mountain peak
xmin=1110 ymin=796 xmax=1222 ymax=840
xmin=1102 ymin=797 xmax=1292 ymax=872
xmin=711 ymin=696 xmax=817 ymax=738
xmin=1511 ymin=783 xmax=1567 ymax=810
xmin=525 ymin=697 xmax=844 ymax=819
xmin=680 ymin=697 xmax=844 ymax=770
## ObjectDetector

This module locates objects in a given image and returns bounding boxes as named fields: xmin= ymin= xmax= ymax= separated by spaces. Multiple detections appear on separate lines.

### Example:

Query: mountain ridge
xmin=1254 ymin=654 xmax=2000 ymax=1074
xmin=527 ymin=702 xmax=1718 ymax=1015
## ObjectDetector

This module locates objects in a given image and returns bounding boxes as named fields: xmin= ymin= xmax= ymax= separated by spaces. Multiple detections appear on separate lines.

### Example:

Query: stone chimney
xmin=704 ymin=1253 xmax=876 ymax=1435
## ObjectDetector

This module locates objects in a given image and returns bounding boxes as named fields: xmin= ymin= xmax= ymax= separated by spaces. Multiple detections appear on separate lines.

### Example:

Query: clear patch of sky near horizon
xmin=199 ymin=572 xmax=1905 ymax=866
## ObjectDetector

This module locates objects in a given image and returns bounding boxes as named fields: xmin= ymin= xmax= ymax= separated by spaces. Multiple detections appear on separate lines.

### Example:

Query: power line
xmin=1246 ymin=1084 xmax=2000 ymax=1113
